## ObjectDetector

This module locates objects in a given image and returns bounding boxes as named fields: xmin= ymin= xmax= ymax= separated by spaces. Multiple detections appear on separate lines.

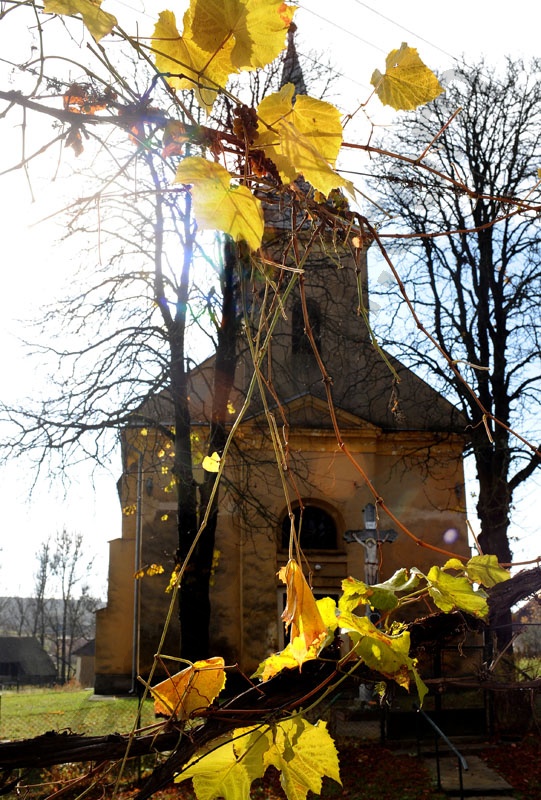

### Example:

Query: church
xmin=94 ymin=232 xmax=469 ymax=694
xmin=94 ymin=35 xmax=470 ymax=695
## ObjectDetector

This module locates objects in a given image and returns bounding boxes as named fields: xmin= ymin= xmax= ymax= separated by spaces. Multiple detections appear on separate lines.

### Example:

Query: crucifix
xmin=344 ymin=503 xmax=397 ymax=585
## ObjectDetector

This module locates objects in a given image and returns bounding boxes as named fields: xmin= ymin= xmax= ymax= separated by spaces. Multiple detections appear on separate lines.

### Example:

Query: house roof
xmin=186 ymin=349 xmax=466 ymax=436
xmin=124 ymin=229 xmax=467 ymax=440
xmin=0 ymin=637 xmax=56 ymax=678
xmin=73 ymin=639 xmax=95 ymax=657
xmin=127 ymin=342 xmax=467 ymax=441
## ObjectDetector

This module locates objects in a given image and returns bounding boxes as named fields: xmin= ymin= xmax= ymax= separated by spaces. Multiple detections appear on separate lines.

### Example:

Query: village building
xmin=0 ymin=637 xmax=57 ymax=688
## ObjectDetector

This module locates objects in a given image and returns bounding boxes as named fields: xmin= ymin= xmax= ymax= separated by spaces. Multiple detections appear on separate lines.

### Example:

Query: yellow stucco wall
xmin=95 ymin=413 xmax=468 ymax=692
xmin=209 ymin=422 xmax=468 ymax=674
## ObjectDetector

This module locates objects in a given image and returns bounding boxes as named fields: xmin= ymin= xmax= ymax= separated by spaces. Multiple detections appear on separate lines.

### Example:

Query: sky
xmin=0 ymin=0 xmax=540 ymax=597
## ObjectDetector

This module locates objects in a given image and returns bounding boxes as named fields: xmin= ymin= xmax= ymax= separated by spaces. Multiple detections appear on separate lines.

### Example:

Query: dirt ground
xmin=123 ymin=734 xmax=541 ymax=800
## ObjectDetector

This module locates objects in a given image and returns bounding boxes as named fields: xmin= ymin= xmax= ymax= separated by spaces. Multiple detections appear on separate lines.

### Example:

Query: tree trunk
xmin=179 ymin=238 xmax=240 ymax=662
xmin=475 ymin=438 xmax=514 ymax=652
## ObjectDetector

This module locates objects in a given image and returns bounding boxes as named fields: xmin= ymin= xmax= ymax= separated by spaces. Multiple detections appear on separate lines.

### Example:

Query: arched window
xmin=281 ymin=504 xmax=337 ymax=550
xmin=291 ymin=298 xmax=321 ymax=356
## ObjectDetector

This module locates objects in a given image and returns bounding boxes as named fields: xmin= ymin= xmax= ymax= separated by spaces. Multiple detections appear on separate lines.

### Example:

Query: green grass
xmin=0 ymin=688 xmax=155 ymax=740
xmin=516 ymin=656 xmax=541 ymax=679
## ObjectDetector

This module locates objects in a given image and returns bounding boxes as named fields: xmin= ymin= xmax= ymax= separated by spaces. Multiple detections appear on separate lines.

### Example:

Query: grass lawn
xmin=0 ymin=687 xmax=154 ymax=740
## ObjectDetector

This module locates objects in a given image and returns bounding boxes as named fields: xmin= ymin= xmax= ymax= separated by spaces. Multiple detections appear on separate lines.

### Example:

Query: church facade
xmin=94 ymin=229 xmax=470 ymax=694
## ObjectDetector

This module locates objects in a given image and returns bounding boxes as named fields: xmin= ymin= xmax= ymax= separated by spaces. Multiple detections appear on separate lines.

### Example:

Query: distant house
xmin=0 ymin=637 xmax=56 ymax=687
xmin=73 ymin=639 xmax=96 ymax=688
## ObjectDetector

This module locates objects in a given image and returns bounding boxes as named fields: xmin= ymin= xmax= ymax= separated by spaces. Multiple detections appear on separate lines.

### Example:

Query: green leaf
xmin=371 ymin=43 xmax=443 ymax=110
xmin=442 ymin=558 xmax=465 ymax=571
xmin=175 ymin=157 xmax=264 ymax=250
xmin=340 ymin=569 xmax=419 ymax=614
xmin=425 ymin=566 xmax=488 ymax=617
xmin=339 ymin=577 xmax=373 ymax=613
xmin=465 ymin=555 xmax=510 ymax=588
xmin=264 ymin=717 xmax=341 ymax=800
xmin=377 ymin=568 xmax=421 ymax=595
xmin=43 ymin=0 xmax=117 ymax=40
xmin=338 ymin=611 xmax=427 ymax=703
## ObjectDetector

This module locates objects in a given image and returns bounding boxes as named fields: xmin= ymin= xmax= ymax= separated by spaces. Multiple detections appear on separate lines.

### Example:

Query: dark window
xmin=281 ymin=505 xmax=337 ymax=550
xmin=292 ymin=298 xmax=321 ymax=356
xmin=0 ymin=662 xmax=18 ymax=677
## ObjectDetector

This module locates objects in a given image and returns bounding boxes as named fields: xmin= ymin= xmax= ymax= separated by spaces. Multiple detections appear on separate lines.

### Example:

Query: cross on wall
xmin=344 ymin=503 xmax=398 ymax=585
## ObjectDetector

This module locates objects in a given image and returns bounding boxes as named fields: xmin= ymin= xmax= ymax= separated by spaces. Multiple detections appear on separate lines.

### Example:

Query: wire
xmin=297 ymin=4 xmax=387 ymax=57
xmin=351 ymin=0 xmax=459 ymax=63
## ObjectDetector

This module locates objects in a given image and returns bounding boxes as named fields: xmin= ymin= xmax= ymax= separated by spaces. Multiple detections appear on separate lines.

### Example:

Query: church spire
xmin=280 ymin=23 xmax=307 ymax=96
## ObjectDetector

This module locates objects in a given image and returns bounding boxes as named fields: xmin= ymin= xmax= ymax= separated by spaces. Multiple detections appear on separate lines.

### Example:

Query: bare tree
xmin=0 ymin=8 xmax=340 ymax=663
xmin=47 ymin=529 xmax=95 ymax=682
xmin=32 ymin=540 xmax=50 ymax=646
xmin=370 ymin=58 xmax=541 ymax=644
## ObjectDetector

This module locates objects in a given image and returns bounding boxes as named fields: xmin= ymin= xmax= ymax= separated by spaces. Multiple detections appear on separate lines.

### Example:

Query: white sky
xmin=0 ymin=0 xmax=540 ymax=597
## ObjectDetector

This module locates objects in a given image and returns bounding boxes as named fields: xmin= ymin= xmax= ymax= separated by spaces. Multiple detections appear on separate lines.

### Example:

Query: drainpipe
xmin=131 ymin=449 xmax=143 ymax=694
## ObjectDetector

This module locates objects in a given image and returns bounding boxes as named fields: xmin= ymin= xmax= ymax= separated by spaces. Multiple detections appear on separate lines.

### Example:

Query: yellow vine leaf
xmin=255 ymin=84 xmax=353 ymax=198
xmin=152 ymin=10 xmax=234 ymax=112
xmin=281 ymin=559 xmax=326 ymax=645
xmin=43 ymin=0 xmax=117 ymax=40
xmin=202 ymin=451 xmax=221 ymax=473
xmin=147 ymin=563 xmax=165 ymax=576
xmin=464 ymin=554 xmax=511 ymax=588
xmin=188 ymin=0 xmax=295 ymax=71
xmin=150 ymin=656 xmax=226 ymax=720
xmin=371 ymin=43 xmax=443 ymax=111
xmin=176 ymin=726 xmax=269 ymax=800
xmin=152 ymin=0 xmax=294 ymax=111
xmin=166 ymin=565 xmax=181 ymax=593
xmin=177 ymin=737 xmax=252 ymax=800
xmin=175 ymin=157 xmax=264 ymax=250
xmin=264 ymin=717 xmax=341 ymax=800
xmin=338 ymin=610 xmax=427 ymax=704
xmin=253 ymin=566 xmax=336 ymax=680
xmin=176 ymin=719 xmax=338 ymax=800
xmin=423 ymin=565 xmax=489 ymax=617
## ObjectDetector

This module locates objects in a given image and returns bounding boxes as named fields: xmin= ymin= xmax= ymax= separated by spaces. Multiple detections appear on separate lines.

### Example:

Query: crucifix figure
xmin=344 ymin=503 xmax=397 ymax=585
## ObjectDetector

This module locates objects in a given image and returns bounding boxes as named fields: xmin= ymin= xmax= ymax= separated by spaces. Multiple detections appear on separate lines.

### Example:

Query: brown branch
xmin=488 ymin=567 xmax=541 ymax=622
xmin=343 ymin=139 xmax=541 ymax=215
xmin=0 ymin=727 xmax=182 ymax=772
